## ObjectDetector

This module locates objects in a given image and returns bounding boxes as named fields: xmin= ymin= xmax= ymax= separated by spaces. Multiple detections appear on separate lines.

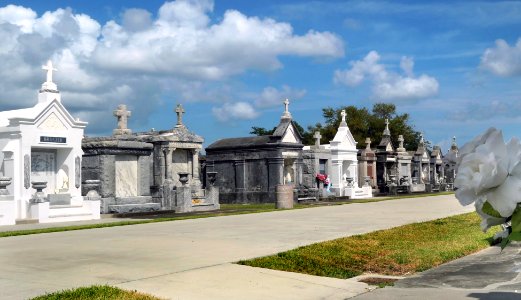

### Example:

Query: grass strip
xmin=0 ymin=192 xmax=452 ymax=238
xmin=238 ymin=212 xmax=498 ymax=279
xmin=31 ymin=285 xmax=162 ymax=300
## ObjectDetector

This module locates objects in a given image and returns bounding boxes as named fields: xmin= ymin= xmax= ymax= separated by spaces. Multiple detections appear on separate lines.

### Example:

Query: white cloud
xmin=255 ymin=85 xmax=306 ymax=108
xmin=334 ymin=51 xmax=439 ymax=101
xmin=0 ymin=1 xmax=344 ymax=129
xmin=480 ymin=38 xmax=521 ymax=77
xmin=212 ymin=102 xmax=259 ymax=122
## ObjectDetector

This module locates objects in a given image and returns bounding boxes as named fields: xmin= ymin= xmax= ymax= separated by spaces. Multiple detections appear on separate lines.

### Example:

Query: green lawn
xmin=239 ymin=212 xmax=498 ymax=278
xmin=31 ymin=285 xmax=162 ymax=300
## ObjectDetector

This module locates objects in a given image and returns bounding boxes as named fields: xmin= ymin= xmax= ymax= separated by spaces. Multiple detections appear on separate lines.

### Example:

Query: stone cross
xmin=452 ymin=136 xmax=456 ymax=146
xmin=420 ymin=132 xmax=425 ymax=144
xmin=113 ymin=104 xmax=132 ymax=135
xmin=175 ymin=104 xmax=185 ymax=127
xmin=314 ymin=131 xmax=322 ymax=146
xmin=282 ymin=98 xmax=292 ymax=118
xmin=383 ymin=118 xmax=391 ymax=136
xmin=397 ymin=134 xmax=405 ymax=152
xmin=42 ymin=60 xmax=57 ymax=83
xmin=340 ymin=110 xmax=347 ymax=126
xmin=365 ymin=137 xmax=371 ymax=150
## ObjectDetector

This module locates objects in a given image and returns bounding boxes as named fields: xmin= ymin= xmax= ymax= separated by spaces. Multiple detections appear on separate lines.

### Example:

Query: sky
xmin=0 ymin=0 xmax=520 ymax=152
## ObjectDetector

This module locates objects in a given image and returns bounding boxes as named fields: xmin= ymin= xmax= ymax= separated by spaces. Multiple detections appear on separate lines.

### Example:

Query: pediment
xmin=38 ymin=112 xmax=67 ymax=131
xmin=386 ymin=143 xmax=393 ymax=152
xmin=282 ymin=125 xmax=299 ymax=143
xmin=331 ymin=126 xmax=357 ymax=150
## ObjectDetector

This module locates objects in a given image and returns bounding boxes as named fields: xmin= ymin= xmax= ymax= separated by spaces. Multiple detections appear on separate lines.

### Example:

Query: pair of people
xmin=316 ymin=173 xmax=331 ymax=192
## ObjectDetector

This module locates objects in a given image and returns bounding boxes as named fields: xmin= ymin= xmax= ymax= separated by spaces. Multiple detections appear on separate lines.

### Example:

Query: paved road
xmin=0 ymin=195 xmax=472 ymax=300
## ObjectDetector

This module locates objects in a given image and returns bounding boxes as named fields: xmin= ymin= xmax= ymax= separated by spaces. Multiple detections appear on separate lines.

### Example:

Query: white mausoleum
xmin=330 ymin=110 xmax=372 ymax=198
xmin=0 ymin=61 xmax=100 ymax=225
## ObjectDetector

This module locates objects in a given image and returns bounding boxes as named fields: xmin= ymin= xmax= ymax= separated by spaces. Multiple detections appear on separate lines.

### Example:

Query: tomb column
xmin=234 ymin=159 xmax=246 ymax=191
xmin=268 ymin=158 xmax=284 ymax=190
xmin=191 ymin=149 xmax=200 ymax=181
xmin=330 ymin=159 xmax=343 ymax=194
xmin=2 ymin=151 xmax=14 ymax=195
xmin=164 ymin=147 xmax=175 ymax=180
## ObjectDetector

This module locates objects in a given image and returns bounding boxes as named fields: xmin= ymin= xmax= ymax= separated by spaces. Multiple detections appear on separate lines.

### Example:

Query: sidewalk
xmin=0 ymin=194 xmax=472 ymax=299
xmin=352 ymin=244 xmax=521 ymax=299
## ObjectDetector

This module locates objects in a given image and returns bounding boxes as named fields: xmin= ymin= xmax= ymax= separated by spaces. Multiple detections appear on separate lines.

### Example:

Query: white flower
xmin=455 ymin=128 xmax=521 ymax=217
xmin=475 ymin=197 xmax=507 ymax=232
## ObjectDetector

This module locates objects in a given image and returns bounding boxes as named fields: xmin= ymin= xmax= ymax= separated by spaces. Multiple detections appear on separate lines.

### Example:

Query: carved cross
xmin=385 ymin=118 xmax=389 ymax=127
xmin=42 ymin=60 xmax=57 ymax=83
xmin=175 ymin=104 xmax=185 ymax=126
xmin=284 ymin=98 xmax=289 ymax=114
xmin=365 ymin=137 xmax=371 ymax=150
xmin=113 ymin=104 xmax=131 ymax=129
xmin=398 ymin=134 xmax=404 ymax=149
xmin=341 ymin=110 xmax=346 ymax=123
xmin=314 ymin=131 xmax=322 ymax=146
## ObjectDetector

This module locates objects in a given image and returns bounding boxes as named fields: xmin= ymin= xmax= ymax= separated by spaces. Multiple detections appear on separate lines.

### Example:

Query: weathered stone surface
xmin=48 ymin=193 xmax=71 ymax=205
xmin=108 ymin=203 xmax=161 ymax=214
xmin=115 ymin=155 xmax=138 ymax=197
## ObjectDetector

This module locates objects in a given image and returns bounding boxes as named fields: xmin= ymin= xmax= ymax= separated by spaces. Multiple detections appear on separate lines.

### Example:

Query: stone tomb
xmin=442 ymin=137 xmax=459 ymax=190
xmin=430 ymin=145 xmax=445 ymax=191
xmin=375 ymin=119 xmax=398 ymax=194
xmin=206 ymin=99 xmax=304 ymax=203
xmin=0 ymin=61 xmax=99 ymax=225
xmin=330 ymin=110 xmax=371 ymax=198
xmin=301 ymin=131 xmax=330 ymax=199
xmin=411 ymin=134 xmax=431 ymax=192
xmin=358 ymin=138 xmax=377 ymax=189
xmin=82 ymin=104 xmax=219 ymax=214
xmin=395 ymin=135 xmax=412 ymax=193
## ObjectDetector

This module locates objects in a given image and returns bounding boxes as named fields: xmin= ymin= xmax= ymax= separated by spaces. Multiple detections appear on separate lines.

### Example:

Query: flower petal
xmin=486 ymin=175 xmax=521 ymax=217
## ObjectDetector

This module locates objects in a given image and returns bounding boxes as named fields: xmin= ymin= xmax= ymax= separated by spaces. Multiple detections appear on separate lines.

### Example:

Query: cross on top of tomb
xmin=383 ymin=118 xmax=391 ymax=136
xmin=42 ymin=60 xmax=57 ymax=83
xmin=175 ymin=104 xmax=185 ymax=127
xmin=113 ymin=104 xmax=132 ymax=136
xmin=40 ymin=60 xmax=58 ymax=92
xmin=365 ymin=137 xmax=372 ymax=150
xmin=314 ymin=131 xmax=322 ymax=146
xmin=281 ymin=98 xmax=292 ymax=119
xmin=419 ymin=132 xmax=425 ymax=145
xmin=397 ymin=134 xmax=406 ymax=152
xmin=340 ymin=110 xmax=347 ymax=126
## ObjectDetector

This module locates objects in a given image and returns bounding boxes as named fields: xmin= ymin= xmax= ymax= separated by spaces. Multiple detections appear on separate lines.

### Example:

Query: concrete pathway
xmin=0 ymin=195 xmax=472 ymax=299
xmin=352 ymin=244 xmax=521 ymax=300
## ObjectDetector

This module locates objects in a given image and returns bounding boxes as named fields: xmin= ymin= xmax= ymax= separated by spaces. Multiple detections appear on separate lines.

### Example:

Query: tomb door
xmin=115 ymin=155 xmax=138 ymax=197
xmin=31 ymin=150 xmax=56 ymax=194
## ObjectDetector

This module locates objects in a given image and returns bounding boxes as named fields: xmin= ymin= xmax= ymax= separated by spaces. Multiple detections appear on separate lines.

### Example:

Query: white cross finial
xmin=175 ymin=104 xmax=185 ymax=127
xmin=42 ymin=60 xmax=57 ymax=83
xmin=365 ymin=137 xmax=371 ymax=150
xmin=340 ymin=110 xmax=347 ymax=125
xmin=282 ymin=98 xmax=292 ymax=119
xmin=313 ymin=131 xmax=322 ymax=146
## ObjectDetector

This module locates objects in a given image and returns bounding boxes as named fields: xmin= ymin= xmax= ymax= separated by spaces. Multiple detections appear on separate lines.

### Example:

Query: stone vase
xmin=178 ymin=172 xmax=189 ymax=185
xmin=31 ymin=181 xmax=48 ymax=203
xmin=83 ymin=179 xmax=101 ymax=200
xmin=0 ymin=177 xmax=11 ymax=195
xmin=207 ymin=172 xmax=217 ymax=186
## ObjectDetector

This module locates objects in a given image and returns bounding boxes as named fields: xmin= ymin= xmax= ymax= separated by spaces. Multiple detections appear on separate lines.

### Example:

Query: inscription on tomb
xmin=40 ymin=136 xmax=66 ymax=143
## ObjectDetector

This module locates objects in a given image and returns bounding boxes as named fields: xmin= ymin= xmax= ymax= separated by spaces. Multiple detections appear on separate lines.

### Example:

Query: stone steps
xmin=108 ymin=203 xmax=161 ymax=214
xmin=114 ymin=196 xmax=153 ymax=205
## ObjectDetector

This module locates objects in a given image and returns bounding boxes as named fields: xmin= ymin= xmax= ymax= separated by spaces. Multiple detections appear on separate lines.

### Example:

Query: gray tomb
xmin=358 ymin=138 xmax=377 ymax=189
xmin=375 ymin=119 xmax=398 ymax=194
xmin=82 ymin=104 xmax=219 ymax=214
xmin=442 ymin=136 xmax=458 ymax=190
xmin=301 ymin=131 xmax=330 ymax=199
xmin=411 ymin=134 xmax=431 ymax=192
xmin=205 ymin=99 xmax=304 ymax=203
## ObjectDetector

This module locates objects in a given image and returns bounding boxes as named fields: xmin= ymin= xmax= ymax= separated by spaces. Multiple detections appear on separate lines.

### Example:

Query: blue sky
xmin=1 ymin=0 xmax=520 ymax=151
